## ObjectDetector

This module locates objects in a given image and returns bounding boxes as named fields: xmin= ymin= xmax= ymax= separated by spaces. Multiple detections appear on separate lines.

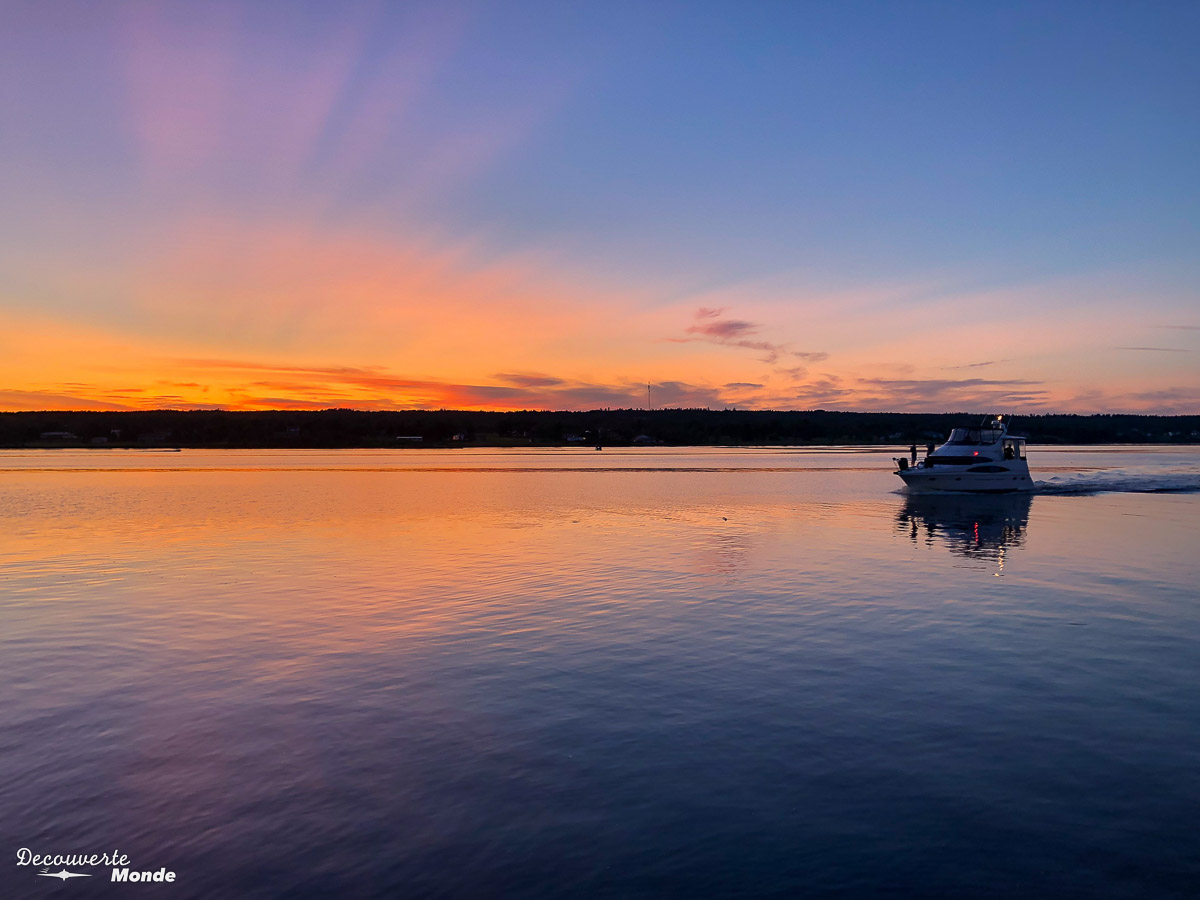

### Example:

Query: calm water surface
xmin=3 ymin=446 xmax=1199 ymax=898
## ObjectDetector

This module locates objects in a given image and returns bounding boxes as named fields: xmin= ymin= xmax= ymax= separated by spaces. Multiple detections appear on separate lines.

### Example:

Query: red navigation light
xmin=973 ymin=451 xmax=978 ymax=456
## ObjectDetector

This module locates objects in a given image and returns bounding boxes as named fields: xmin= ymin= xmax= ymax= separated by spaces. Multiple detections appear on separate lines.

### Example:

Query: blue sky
xmin=0 ymin=0 xmax=1196 ymax=412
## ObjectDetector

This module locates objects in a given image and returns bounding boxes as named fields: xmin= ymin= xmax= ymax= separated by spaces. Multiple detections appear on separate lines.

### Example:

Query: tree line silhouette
xmin=3 ymin=408 xmax=1197 ymax=448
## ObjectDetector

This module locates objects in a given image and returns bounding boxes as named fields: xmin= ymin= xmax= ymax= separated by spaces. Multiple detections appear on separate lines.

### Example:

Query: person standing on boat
xmin=910 ymin=444 xmax=917 ymax=465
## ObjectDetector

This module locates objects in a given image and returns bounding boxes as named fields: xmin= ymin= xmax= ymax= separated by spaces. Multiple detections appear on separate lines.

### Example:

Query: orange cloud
xmin=2 ymin=250 xmax=1197 ymax=413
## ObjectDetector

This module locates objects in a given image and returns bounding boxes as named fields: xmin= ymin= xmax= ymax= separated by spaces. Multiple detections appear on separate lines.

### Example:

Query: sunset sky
xmin=1 ymin=0 xmax=1196 ymax=413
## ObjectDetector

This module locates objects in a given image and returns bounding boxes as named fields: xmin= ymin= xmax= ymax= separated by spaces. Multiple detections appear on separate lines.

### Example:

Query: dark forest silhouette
xmin=3 ymin=409 xmax=1197 ymax=448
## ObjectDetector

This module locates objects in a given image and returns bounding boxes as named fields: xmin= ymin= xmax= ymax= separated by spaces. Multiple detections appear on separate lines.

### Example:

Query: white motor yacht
xmin=894 ymin=416 xmax=1034 ymax=493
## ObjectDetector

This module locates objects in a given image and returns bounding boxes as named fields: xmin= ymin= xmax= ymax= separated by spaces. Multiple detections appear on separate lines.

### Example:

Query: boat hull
xmin=896 ymin=465 xmax=1034 ymax=494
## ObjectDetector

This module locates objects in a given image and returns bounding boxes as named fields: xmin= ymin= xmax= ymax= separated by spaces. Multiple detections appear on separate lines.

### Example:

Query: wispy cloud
xmin=0 ymin=390 xmax=136 ymax=412
xmin=1124 ymin=386 xmax=1200 ymax=411
xmin=687 ymin=307 xmax=758 ymax=341
xmin=1113 ymin=346 xmax=1188 ymax=352
xmin=116 ymin=1 xmax=567 ymax=221
xmin=648 ymin=381 xmax=724 ymax=408
xmin=167 ymin=357 xmax=653 ymax=409
xmin=773 ymin=365 xmax=811 ymax=381
xmin=0 ymin=387 xmax=225 ymax=411
xmin=849 ymin=377 xmax=1051 ymax=412
xmin=151 ymin=359 xmax=1057 ymax=415
xmin=943 ymin=359 xmax=1011 ymax=369
xmin=150 ymin=356 xmax=764 ymax=410
xmin=776 ymin=375 xmax=855 ymax=408
xmin=1057 ymin=384 xmax=1200 ymax=415
xmin=494 ymin=372 xmax=567 ymax=388
xmin=668 ymin=307 xmax=827 ymax=365
xmin=763 ymin=375 xmax=1051 ymax=413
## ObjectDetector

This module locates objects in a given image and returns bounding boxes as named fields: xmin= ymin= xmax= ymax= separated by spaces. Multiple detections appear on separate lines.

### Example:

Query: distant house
xmin=396 ymin=436 xmax=423 ymax=442
xmin=563 ymin=434 xmax=588 ymax=442
xmin=40 ymin=431 xmax=78 ymax=441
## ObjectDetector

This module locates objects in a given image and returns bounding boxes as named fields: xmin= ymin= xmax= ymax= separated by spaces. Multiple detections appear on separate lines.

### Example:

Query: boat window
xmin=946 ymin=427 xmax=1002 ymax=445
xmin=946 ymin=428 xmax=980 ymax=444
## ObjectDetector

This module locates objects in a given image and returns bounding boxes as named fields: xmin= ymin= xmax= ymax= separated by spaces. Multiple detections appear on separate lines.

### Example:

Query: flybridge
xmin=945 ymin=424 xmax=1005 ymax=445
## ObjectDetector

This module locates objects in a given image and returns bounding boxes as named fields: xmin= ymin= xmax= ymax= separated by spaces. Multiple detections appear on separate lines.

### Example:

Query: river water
xmin=3 ymin=446 xmax=1199 ymax=898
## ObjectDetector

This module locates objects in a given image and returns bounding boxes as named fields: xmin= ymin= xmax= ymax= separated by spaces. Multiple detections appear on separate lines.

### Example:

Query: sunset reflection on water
xmin=3 ymin=447 xmax=1199 ymax=898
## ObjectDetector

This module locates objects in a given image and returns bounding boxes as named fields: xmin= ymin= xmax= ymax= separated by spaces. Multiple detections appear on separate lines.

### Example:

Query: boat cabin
xmin=894 ymin=416 xmax=1034 ymax=491
xmin=924 ymin=419 xmax=1026 ymax=466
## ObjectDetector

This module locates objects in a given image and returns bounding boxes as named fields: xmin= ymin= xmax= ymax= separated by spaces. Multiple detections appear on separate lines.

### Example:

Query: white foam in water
xmin=1036 ymin=472 xmax=1200 ymax=495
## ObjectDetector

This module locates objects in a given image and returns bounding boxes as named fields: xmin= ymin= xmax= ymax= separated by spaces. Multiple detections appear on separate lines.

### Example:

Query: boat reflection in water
xmin=895 ymin=492 xmax=1033 ymax=572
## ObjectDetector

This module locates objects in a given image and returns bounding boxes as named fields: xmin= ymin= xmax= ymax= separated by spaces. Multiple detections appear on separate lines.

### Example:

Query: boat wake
xmin=1035 ymin=473 xmax=1200 ymax=495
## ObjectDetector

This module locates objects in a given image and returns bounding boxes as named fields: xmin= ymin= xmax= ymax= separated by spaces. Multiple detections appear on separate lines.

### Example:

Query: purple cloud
xmin=670 ymin=308 xmax=827 ymax=365
xmin=1113 ymin=346 xmax=1188 ymax=353
xmin=494 ymin=372 xmax=568 ymax=388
